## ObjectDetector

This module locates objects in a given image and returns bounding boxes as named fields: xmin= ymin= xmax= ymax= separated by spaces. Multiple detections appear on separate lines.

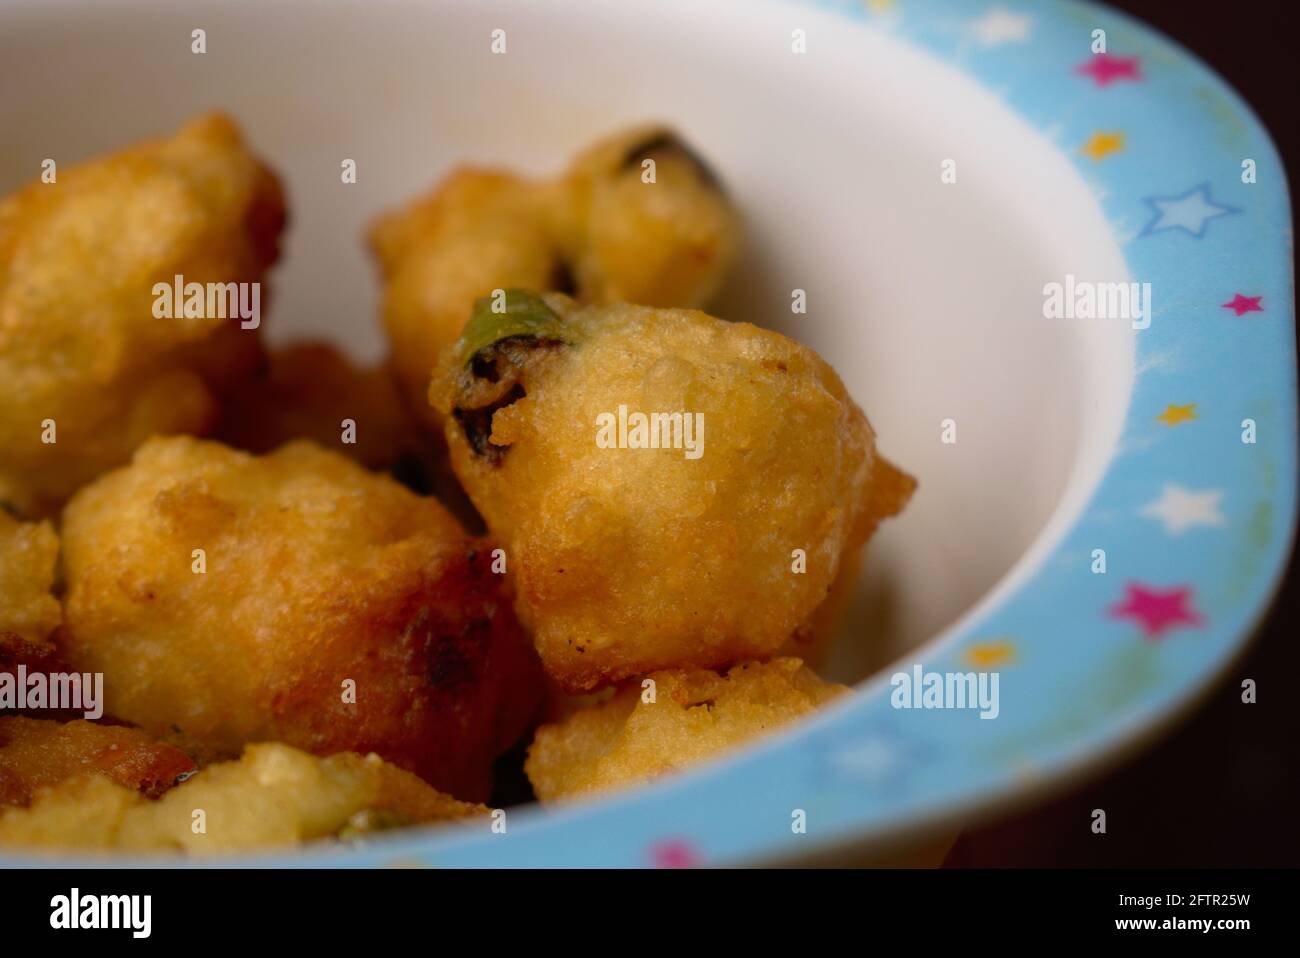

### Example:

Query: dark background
xmin=945 ymin=0 xmax=1298 ymax=867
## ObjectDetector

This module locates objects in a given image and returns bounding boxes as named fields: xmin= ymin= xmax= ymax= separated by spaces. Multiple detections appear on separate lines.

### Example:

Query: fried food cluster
xmin=526 ymin=658 xmax=847 ymax=800
xmin=0 ymin=512 xmax=61 ymax=644
xmin=0 ymin=114 xmax=908 ymax=851
xmin=432 ymin=292 xmax=914 ymax=692
xmin=0 ymin=113 xmax=285 ymax=516
xmin=0 ymin=742 xmax=482 ymax=853
xmin=0 ymin=717 xmax=195 ymax=807
xmin=59 ymin=436 xmax=543 ymax=801
xmin=214 ymin=341 xmax=429 ymax=474
xmin=370 ymin=126 xmax=740 ymax=422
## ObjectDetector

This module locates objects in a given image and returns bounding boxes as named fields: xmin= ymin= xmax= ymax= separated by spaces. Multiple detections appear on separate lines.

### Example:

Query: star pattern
xmin=965 ymin=640 xmax=1017 ymax=667
xmin=1156 ymin=403 xmax=1197 ymax=426
xmin=1080 ymin=131 xmax=1124 ymax=161
xmin=1221 ymin=293 xmax=1263 ymax=316
xmin=969 ymin=7 xmax=1031 ymax=47
xmin=814 ymin=716 xmax=937 ymax=796
xmin=1140 ymin=484 xmax=1226 ymax=535
xmin=1075 ymin=52 xmax=1142 ymax=87
xmin=827 ymin=734 xmax=900 ymax=782
xmin=649 ymin=839 xmax=699 ymax=869
xmin=1108 ymin=583 xmax=1204 ymax=640
xmin=1139 ymin=184 xmax=1240 ymax=238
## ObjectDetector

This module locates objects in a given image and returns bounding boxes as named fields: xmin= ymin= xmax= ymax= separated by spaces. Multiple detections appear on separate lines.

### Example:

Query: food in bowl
xmin=0 ymin=114 xmax=911 ymax=854
xmin=0 ymin=114 xmax=285 ymax=518
xmin=0 ymin=737 xmax=481 ymax=852
xmin=526 ymin=658 xmax=849 ymax=801
xmin=431 ymin=291 xmax=914 ymax=692
xmin=57 ymin=436 xmax=543 ymax=801
xmin=369 ymin=125 xmax=741 ymax=424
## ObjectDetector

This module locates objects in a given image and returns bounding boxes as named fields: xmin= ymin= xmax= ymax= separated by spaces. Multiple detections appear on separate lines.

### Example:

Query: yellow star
xmin=965 ymin=640 xmax=1016 ymax=668
xmin=863 ymin=0 xmax=896 ymax=12
xmin=1080 ymin=131 xmax=1125 ymax=162
xmin=1157 ymin=403 xmax=1197 ymax=426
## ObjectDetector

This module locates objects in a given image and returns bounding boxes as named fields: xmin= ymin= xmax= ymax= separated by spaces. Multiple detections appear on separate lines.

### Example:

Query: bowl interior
xmin=0 ymin=0 xmax=1134 ymax=684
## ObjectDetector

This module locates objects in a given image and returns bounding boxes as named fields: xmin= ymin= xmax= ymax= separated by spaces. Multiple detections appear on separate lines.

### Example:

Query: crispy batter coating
xmin=545 ymin=126 xmax=739 ymax=310
xmin=0 ymin=515 xmax=70 ymax=719
xmin=0 ymin=742 xmax=483 ymax=853
xmin=0 ymin=633 xmax=69 ymax=693
xmin=0 ymin=717 xmax=195 ymax=807
xmin=432 ymin=294 xmax=914 ymax=691
xmin=214 ymin=341 xmax=430 ymax=472
xmin=0 ymin=113 xmax=285 ymax=516
xmin=0 ymin=640 xmax=84 ymax=724
xmin=371 ymin=169 xmax=556 ymax=423
xmin=526 ymin=658 xmax=847 ymax=800
xmin=0 ymin=512 xmax=61 ymax=644
xmin=369 ymin=125 xmax=739 ymax=423
xmin=59 ymin=436 xmax=543 ymax=800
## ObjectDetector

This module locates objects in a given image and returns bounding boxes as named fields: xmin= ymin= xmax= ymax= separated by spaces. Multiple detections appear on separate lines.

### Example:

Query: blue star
xmin=1139 ymin=183 xmax=1240 ymax=238
xmin=810 ymin=716 xmax=937 ymax=794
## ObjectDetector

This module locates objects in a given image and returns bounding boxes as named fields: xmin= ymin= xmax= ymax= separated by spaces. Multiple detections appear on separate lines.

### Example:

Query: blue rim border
xmin=5 ymin=0 xmax=1295 ymax=868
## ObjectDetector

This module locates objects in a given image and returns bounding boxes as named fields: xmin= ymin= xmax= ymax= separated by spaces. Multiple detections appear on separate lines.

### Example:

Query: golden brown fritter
xmin=545 ymin=126 xmax=739 ymax=310
xmin=0 ymin=515 xmax=71 ymax=719
xmin=213 ymin=341 xmax=430 ymax=473
xmin=0 ymin=637 xmax=85 ymax=722
xmin=0 ymin=742 xmax=483 ymax=853
xmin=432 ymin=293 xmax=914 ymax=692
xmin=0 ymin=512 xmax=60 ymax=644
xmin=0 ymin=632 xmax=69 ymax=704
xmin=369 ymin=125 xmax=738 ymax=423
xmin=0 ymin=717 xmax=195 ymax=807
xmin=0 ymin=113 xmax=285 ymax=516
xmin=59 ymin=436 xmax=543 ymax=801
xmin=526 ymin=658 xmax=847 ymax=801
xmin=371 ymin=169 xmax=556 ymax=423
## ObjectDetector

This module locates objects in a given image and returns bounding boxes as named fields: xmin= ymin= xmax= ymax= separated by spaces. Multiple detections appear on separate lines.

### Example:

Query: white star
xmin=969 ymin=7 xmax=1031 ymax=47
xmin=1140 ymin=484 xmax=1226 ymax=535
xmin=1140 ymin=184 xmax=1239 ymax=238
xmin=828 ymin=736 xmax=898 ymax=782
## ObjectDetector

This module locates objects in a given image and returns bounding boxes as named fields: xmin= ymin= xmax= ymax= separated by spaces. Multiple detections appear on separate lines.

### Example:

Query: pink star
xmin=1221 ymin=293 xmax=1263 ymax=317
xmin=1107 ymin=582 xmax=1204 ymax=640
xmin=649 ymin=839 xmax=700 ymax=869
xmin=1075 ymin=53 xmax=1142 ymax=87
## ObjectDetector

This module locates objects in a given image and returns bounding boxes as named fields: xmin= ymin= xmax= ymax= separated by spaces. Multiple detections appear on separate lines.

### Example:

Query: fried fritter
xmin=371 ymin=169 xmax=556 ymax=423
xmin=0 ymin=632 xmax=69 ymax=709
xmin=0 ymin=113 xmax=285 ymax=516
xmin=545 ymin=126 xmax=739 ymax=310
xmin=0 ymin=639 xmax=84 ymax=722
xmin=432 ymin=293 xmax=915 ymax=692
xmin=0 ymin=742 xmax=483 ymax=853
xmin=0 ymin=515 xmax=70 ymax=719
xmin=369 ymin=125 xmax=739 ymax=423
xmin=0 ymin=717 xmax=195 ymax=807
xmin=214 ymin=341 xmax=430 ymax=472
xmin=0 ymin=512 xmax=60 ymax=644
xmin=526 ymin=658 xmax=847 ymax=800
xmin=59 ymin=436 xmax=543 ymax=801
